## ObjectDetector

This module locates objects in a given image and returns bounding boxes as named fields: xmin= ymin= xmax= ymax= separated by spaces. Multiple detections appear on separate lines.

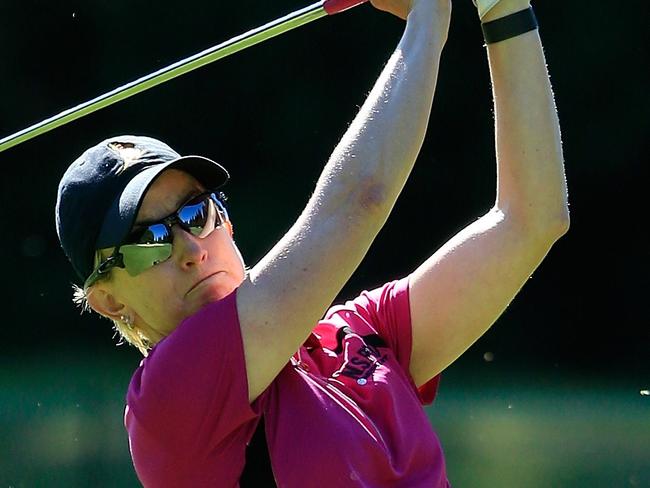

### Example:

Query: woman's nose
xmin=171 ymin=226 xmax=208 ymax=269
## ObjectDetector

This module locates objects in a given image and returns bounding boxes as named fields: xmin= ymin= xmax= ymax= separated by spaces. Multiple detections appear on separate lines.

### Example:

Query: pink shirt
xmin=125 ymin=277 xmax=449 ymax=487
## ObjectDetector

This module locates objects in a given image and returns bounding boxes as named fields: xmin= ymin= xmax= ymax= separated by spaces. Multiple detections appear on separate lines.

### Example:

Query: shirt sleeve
xmin=125 ymin=289 xmax=259 ymax=487
xmin=346 ymin=276 xmax=440 ymax=405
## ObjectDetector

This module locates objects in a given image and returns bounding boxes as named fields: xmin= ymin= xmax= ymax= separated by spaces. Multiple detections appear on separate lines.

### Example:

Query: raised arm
xmin=237 ymin=0 xmax=452 ymax=401
xmin=408 ymin=0 xmax=570 ymax=385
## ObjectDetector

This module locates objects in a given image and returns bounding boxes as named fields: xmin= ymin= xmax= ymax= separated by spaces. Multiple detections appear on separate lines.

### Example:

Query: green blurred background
xmin=0 ymin=0 xmax=648 ymax=486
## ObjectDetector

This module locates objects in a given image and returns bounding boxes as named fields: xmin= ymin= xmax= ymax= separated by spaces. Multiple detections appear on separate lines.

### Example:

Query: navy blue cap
xmin=55 ymin=135 xmax=229 ymax=282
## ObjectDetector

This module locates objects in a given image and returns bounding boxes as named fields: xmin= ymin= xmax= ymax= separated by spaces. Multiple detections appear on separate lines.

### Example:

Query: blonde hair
xmin=73 ymin=251 xmax=151 ymax=356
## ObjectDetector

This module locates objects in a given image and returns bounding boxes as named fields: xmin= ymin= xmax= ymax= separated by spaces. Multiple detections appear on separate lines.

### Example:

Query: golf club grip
xmin=323 ymin=0 xmax=368 ymax=15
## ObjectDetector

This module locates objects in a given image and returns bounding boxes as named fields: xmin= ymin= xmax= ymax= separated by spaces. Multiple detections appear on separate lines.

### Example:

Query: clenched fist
xmin=370 ymin=0 xmax=451 ymax=25
xmin=369 ymin=0 xmax=413 ymax=19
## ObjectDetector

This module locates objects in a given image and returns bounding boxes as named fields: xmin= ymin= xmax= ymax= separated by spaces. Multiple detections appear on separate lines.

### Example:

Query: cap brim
xmin=95 ymin=155 xmax=229 ymax=249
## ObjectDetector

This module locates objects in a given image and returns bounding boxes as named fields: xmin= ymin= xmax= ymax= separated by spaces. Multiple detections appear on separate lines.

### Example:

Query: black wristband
xmin=481 ymin=6 xmax=538 ymax=45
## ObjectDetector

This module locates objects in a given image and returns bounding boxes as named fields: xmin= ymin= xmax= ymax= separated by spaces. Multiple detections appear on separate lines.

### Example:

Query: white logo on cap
xmin=109 ymin=142 xmax=145 ymax=173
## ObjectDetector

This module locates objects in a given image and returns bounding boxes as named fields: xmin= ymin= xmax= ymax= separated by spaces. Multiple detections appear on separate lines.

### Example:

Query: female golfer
xmin=56 ymin=0 xmax=568 ymax=485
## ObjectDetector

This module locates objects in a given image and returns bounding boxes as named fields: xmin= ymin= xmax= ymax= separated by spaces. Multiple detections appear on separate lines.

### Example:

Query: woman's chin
xmin=190 ymin=280 xmax=235 ymax=310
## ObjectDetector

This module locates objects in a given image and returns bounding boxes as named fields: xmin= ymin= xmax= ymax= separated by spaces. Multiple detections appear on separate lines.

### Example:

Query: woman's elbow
xmin=507 ymin=204 xmax=570 ymax=246
xmin=538 ymin=206 xmax=570 ymax=244
xmin=556 ymin=208 xmax=571 ymax=236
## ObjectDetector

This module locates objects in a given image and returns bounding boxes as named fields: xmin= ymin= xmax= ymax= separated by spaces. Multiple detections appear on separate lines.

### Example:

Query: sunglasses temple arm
xmin=83 ymin=252 xmax=124 ymax=290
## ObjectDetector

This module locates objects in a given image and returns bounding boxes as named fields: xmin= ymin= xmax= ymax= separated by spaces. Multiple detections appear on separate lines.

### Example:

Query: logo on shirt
xmin=331 ymin=326 xmax=388 ymax=383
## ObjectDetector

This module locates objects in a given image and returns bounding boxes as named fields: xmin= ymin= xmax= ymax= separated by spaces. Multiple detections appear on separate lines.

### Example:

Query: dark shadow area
xmin=1 ymin=0 xmax=648 ymax=485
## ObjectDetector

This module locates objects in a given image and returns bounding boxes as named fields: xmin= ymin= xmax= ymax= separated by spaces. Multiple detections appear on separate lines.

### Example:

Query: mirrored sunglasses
xmin=84 ymin=191 xmax=228 ymax=289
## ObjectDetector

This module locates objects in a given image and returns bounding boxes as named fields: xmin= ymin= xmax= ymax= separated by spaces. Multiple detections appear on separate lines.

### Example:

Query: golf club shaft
xmin=0 ymin=0 xmax=367 ymax=154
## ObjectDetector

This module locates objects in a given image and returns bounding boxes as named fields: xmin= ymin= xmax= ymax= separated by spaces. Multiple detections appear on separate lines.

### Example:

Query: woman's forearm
xmin=252 ymin=0 xmax=450 ymax=289
xmin=485 ymin=1 xmax=570 ymax=234
xmin=311 ymin=0 xmax=450 ymax=226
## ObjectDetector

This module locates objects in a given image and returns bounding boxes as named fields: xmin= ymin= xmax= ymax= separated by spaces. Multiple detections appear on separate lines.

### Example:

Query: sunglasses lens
xmin=137 ymin=223 xmax=172 ymax=245
xmin=179 ymin=196 xmax=216 ymax=237
xmin=121 ymin=243 xmax=173 ymax=276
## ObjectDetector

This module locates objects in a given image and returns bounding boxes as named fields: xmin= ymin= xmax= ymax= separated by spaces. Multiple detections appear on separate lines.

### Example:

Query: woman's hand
xmin=369 ymin=0 xmax=412 ymax=19
xmin=371 ymin=0 xmax=451 ymax=43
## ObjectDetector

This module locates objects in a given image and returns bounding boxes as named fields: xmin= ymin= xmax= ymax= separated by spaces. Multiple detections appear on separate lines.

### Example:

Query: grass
xmin=1 ymin=354 xmax=647 ymax=487
xmin=432 ymin=367 xmax=650 ymax=487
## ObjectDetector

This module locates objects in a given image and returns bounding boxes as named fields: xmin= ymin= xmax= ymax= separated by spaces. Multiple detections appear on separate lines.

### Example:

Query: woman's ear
xmin=86 ymin=286 xmax=127 ymax=322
